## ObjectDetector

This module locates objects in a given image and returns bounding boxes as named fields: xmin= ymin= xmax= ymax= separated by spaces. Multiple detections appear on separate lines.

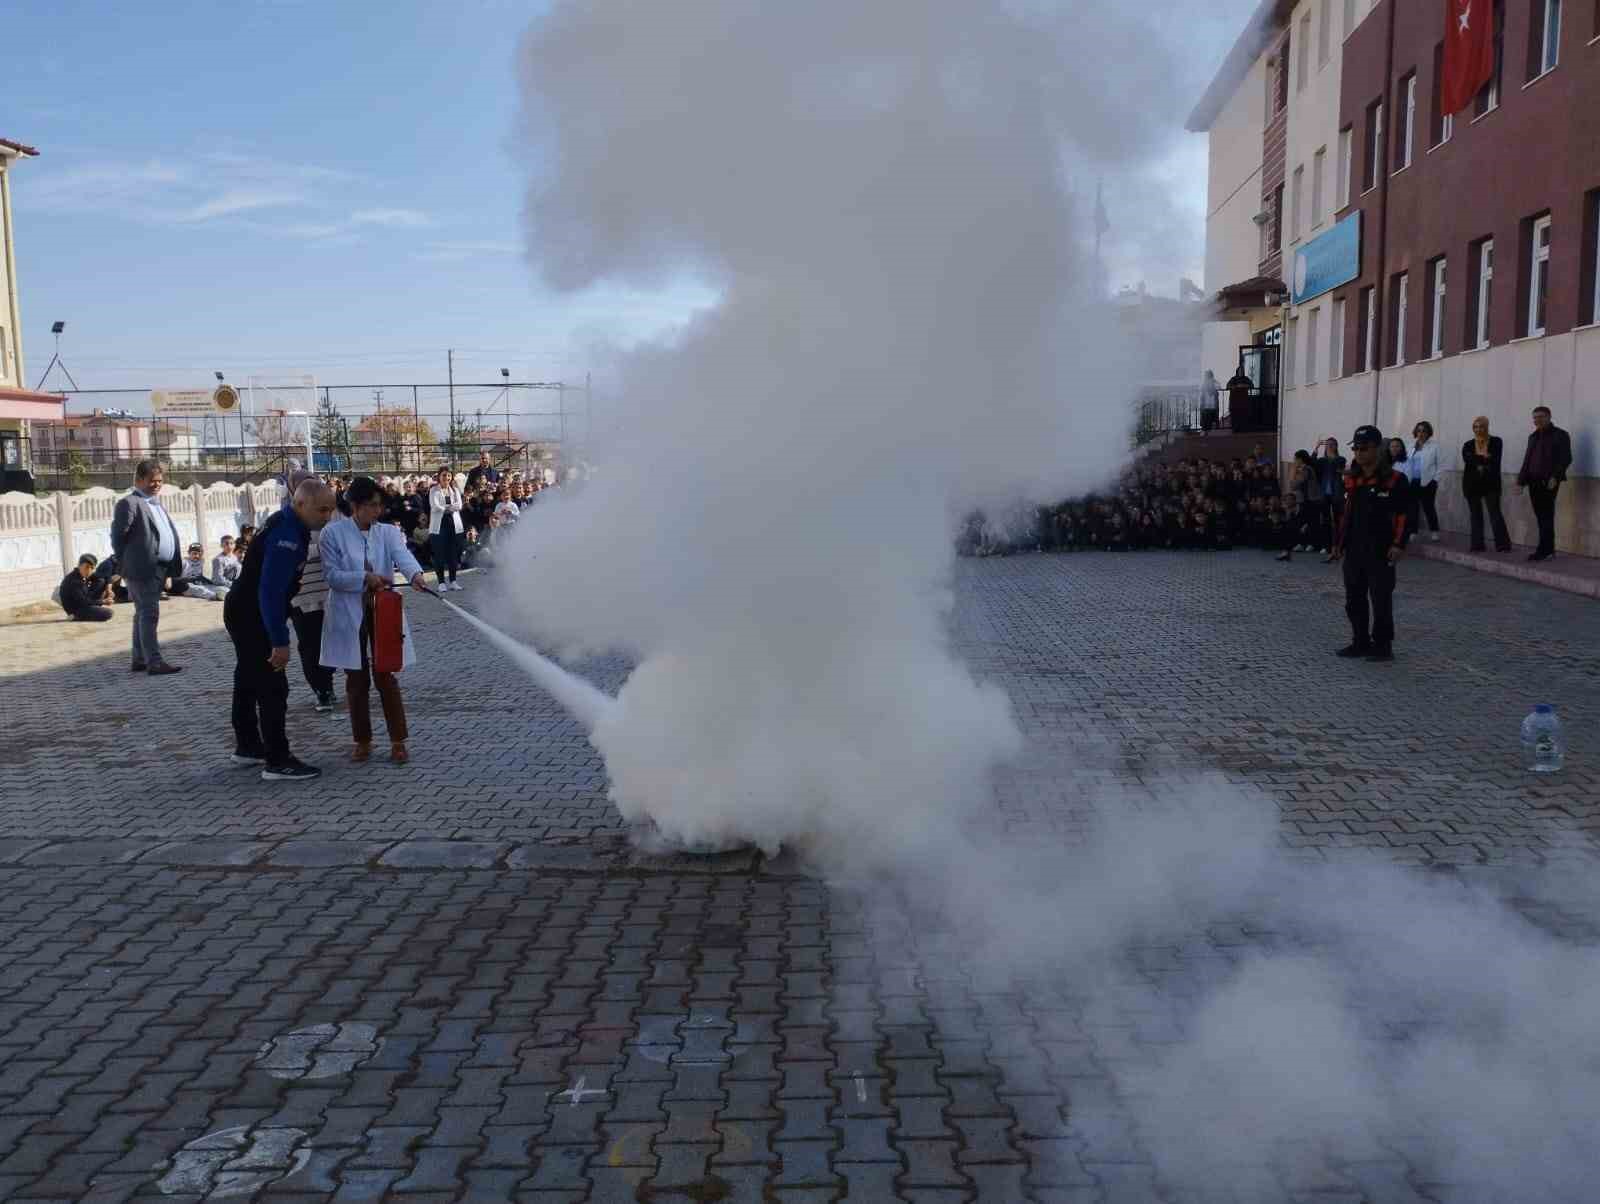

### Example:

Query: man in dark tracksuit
xmin=223 ymin=481 xmax=337 ymax=781
xmin=1331 ymin=425 xmax=1408 ymax=663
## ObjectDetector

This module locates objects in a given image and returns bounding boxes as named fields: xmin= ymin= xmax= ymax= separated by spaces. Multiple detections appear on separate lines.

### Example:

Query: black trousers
xmin=225 ymin=613 xmax=291 ymax=765
xmin=69 ymin=606 xmax=113 ymax=622
xmin=1528 ymin=482 xmax=1559 ymax=555
xmin=290 ymin=607 xmax=335 ymax=695
xmin=1466 ymin=490 xmax=1511 ymax=551
xmin=430 ymin=528 xmax=462 ymax=584
xmin=1343 ymin=555 xmax=1396 ymax=648
xmin=1415 ymin=481 xmax=1440 ymax=534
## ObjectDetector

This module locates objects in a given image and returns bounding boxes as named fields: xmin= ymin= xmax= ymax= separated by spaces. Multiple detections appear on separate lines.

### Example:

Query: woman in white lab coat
xmin=428 ymin=466 xmax=466 ymax=591
xmin=319 ymin=476 xmax=429 ymax=763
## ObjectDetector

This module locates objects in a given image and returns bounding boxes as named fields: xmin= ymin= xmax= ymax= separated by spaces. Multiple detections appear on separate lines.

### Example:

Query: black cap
xmin=1351 ymin=425 xmax=1383 ymax=448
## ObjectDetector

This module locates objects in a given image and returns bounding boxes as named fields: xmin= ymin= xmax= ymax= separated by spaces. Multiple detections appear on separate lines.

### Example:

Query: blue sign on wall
xmin=1291 ymin=211 xmax=1361 ymax=305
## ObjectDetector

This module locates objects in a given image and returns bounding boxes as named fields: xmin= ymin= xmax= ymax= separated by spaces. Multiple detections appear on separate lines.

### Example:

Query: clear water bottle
xmin=1520 ymin=704 xmax=1565 ymax=773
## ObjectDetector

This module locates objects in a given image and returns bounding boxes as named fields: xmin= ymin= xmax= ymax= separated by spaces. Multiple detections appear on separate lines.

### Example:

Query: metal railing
xmin=1133 ymin=387 xmax=1279 ymax=447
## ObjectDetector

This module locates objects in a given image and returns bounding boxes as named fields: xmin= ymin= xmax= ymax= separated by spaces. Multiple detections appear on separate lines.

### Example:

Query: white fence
xmin=0 ymin=482 xmax=286 ymax=608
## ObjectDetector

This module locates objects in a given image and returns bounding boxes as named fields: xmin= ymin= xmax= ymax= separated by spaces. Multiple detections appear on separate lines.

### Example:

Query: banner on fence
xmin=152 ymin=387 xmax=237 ymax=417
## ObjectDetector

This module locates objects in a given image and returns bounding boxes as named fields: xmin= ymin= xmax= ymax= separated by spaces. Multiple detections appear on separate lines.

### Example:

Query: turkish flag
xmin=1441 ymin=0 xmax=1494 ymax=115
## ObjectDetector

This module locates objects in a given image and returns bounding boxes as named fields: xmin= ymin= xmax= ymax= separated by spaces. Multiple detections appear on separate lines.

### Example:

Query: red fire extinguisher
xmin=371 ymin=588 xmax=406 ymax=673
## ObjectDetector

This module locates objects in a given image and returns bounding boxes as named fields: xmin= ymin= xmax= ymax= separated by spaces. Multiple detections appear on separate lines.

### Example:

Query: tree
xmin=352 ymin=406 xmax=438 ymax=473
xmin=442 ymin=414 xmax=482 ymax=470
xmin=313 ymin=394 xmax=352 ymax=471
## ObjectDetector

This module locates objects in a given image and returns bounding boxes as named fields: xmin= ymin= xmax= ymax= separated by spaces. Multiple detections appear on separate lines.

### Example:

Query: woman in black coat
xmin=1462 ymin=415 xmax=1512 ymax=553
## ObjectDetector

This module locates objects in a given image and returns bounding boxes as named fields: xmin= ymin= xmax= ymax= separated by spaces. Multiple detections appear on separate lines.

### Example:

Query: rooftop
xmin=0 ymin=137 xmax=40 ymax=158
xmin=1185 ymin=0 xmax=1295 ymax=133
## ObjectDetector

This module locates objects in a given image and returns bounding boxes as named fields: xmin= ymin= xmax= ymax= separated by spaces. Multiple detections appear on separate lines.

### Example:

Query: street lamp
xmin=215 ymin=371 xmax=225 ymax=382
xmin=500 ymin=369 xmax=511 ymax=458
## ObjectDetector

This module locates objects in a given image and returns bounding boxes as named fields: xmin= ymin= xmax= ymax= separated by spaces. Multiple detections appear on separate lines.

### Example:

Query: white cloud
xmin=180 ymin=189 xmax=304 ymax=222
xmin=414 ymin=239 xmax=523 ymax=262
xmin=350 ymin=207 xmax=430 ymax=228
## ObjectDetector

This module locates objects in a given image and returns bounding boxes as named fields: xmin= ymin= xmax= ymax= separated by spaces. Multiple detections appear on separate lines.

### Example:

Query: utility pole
xmin=447 ymin=349 xmax=456 ymax=470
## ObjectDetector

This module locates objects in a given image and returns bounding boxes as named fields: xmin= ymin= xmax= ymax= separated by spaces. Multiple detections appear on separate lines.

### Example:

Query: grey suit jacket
xmin=111 ymin=490 xmax=183 ymax=582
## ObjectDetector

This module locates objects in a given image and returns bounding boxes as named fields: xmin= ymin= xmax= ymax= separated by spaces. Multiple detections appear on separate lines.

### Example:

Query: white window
xmin=1430 ymin=259 xmax=1447 ymax=357
xmin=1287 ymin=316 xmax=1299 ymax=385
xmin=1338 ymin=127 xmax=1353 ymax=209
xmin=1529 ymin=216 xmax=1551 ymax=336
xmin=1361 ymin=286 xmax=1377 ymax=371
xmin=1395 ymin=272 xmax=1409 ymax=365
xmin=1307 ymin=307 xmax=1321 ymax=383
xmin=1536 ymin=0 xmax=1561 ymax=76
xmin=1312 ymin=148 xmax=1326 ymax=227
xmin=1398 ymin=73 xmax=1416 ymax=169
xmin=1319 ymin=1 xmax=1332 ymax=66
xmin=1291 ymin=165 xmax=1304 ymax=241
xmin=1367 ymin=101 xmax=1384 ymax=191
xmin=1476 ymin=239 xmax=1494 ymax=348
xmin=1298 ymin=14 xmax=1311 ymax=90
xmin=1331 ymin=297 xmax=1346 ymax=378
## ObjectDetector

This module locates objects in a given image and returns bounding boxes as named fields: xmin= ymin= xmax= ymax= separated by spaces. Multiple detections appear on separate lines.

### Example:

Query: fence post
xmin=191 ymin=482 xmax=209 ymax=555
xmin=54 ymin=491 xmax=74 ymax=575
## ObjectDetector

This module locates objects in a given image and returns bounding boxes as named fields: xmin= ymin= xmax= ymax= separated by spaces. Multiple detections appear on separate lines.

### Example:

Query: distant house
xmin=0 ymin=136 xmax=66 ymax=487
xmin=32 ymin=410 xmax=154 ymax=467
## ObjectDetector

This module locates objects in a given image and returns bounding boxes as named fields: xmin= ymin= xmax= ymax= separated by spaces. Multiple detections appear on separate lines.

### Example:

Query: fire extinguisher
xmin=371 ymin=588 xmax=406 ymax=673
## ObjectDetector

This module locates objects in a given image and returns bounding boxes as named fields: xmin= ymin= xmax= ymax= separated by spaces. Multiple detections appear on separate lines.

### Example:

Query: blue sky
xmin=7 ymin=0 xmax=1247 ymax=397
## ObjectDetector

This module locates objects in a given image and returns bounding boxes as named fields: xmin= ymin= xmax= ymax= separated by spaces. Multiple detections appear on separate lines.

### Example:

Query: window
xmin=1298 ymin=14 xmax=1311 ymax=90
xmin=1430 ymin=44 xmax=1454 ymax=145
xmin=1526 ymin=214 xmax=1552 ymax=336
xmin=1364 ymin=98 xmax=1384 ymax=192
xmin=1475 ymin=1 xmax=1504 ymax=115
xmin=1312 ymin=148 xmax=1326 ymax=227
xmin=1271 ymin=183 xmax=1285 ymax=258
xmin=1469 ymin=237 xmax=1495 ymax=348
xmin=1291 ymin=166 xmax=1304 ymax=240
xmin=1319 ymin=0 xmax=1332 ymax=66
xmin=1331 ymin=297 xmax=1347 ymax=378
xmin=1396 ymin=72 xmax=1416 ymax=170
xmin=1391 ymin=271 xmax=1410 ymax=365
xmin=1530 ymin=0 xmax=1561 ymax=77
xmin=1358 ymin=285 xmax=1377 ymax=371
xmin=1583 ymin=189 xmax=1600 ymax=327
xmin=1307 ymin=307 xmax=1321 ymax=383
xmin=1337 ymin=126 xmax=1353 ymax=209
xmin=1275 ymin=37 xmax=1290 ymax=112
xmin=1287 ymin=315 xmax=1299 ymax=385
xmin=1428 ymin=257 xmax=1448 ymax=357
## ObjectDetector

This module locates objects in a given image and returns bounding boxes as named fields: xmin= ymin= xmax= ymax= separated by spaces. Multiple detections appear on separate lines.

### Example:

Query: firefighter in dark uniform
xmin=1330 ymin=425 xmax=1408 ymax=662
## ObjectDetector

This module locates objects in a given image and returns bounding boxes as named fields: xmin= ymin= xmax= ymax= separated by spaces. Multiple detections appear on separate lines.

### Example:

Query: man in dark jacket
xmin=59 ymin=554 xmax=113 ymax=622
xmin=223 ymin=479 xmax=337 ymax=781
xmin=1514 ymin=406 xmax=1573 ymax=562
xmin=1331 ymin=425 xmax=1408 ymax=663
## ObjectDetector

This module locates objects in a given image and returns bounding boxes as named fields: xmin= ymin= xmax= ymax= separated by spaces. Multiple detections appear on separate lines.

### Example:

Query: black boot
xmin=1364 ymin=645 xmax=1394 ymax=663
xmin=1335 ymin=641 xmax=1371 ymax=658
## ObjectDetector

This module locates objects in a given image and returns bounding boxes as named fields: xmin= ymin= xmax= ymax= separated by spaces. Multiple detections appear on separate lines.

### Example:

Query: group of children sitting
xmin=960 ymin=456 xmax=1308 ymax=556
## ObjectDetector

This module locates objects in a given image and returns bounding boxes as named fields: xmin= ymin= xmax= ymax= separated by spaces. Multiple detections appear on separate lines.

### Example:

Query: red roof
xmin=0 ymin=138 xmax=39 ymax=157
xmin=0 ymin=386 xmax=65 ymax=404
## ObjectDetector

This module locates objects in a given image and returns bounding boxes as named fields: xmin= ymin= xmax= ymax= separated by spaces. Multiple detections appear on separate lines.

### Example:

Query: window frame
xmin=1337 ymin=126 xmax=1353 ymax=210
xmin=1396 ymin=71 xmax=1417 ymax=170
xmin=1530 ymin=0 xmax=1562 ymax=78
xmin=1472 ymin=237 xmax=1495 ymax=349
xmin=1475 ymin=1 xmax=1505 ymax=116
xmin=1331 ymin=296 xmax=1347 ymax=379
xmin=1287 ymin=314 xmax=1300 ymax=386
xmin=1319 ymin=0 xmax=1332 ymax=67
xmin=1298 ymin=12 xmax=1312 ymax=90
xmin=1312 ymin=147 xmax=1327 ymax=228
xmin=1428 ymin=256 xmax=1448 ymax=358
xmin=1306 ymin=305 xmax=1321 ymax=384
xmin=1291 ymin=165 xmax=1305 ymax=242
xmin=1392 ymin=271 xmax=1410 ymax=366
xmin=1359 ymin=285 xmax=1377 ymax=372
xmin=1585 ymin=190 xmax=1600 ymax=327
xmin=1364 ymin=98 xmax=1384 ymax=193
xmin=1527 ymin=214 xmax=1552 ymax=337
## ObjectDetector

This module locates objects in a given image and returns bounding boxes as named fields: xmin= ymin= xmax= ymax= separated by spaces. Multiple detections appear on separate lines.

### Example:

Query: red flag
xmin=1441 ymin=0 xmax=1494 ymax=116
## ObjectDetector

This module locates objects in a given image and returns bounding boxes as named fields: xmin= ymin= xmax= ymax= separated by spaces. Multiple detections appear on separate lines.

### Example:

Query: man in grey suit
xmin=110 ymin=458 xmax=185 ymax=675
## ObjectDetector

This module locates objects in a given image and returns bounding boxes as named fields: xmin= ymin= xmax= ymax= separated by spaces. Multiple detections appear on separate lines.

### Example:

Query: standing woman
xmin=1408 ymin=421 xmax=1441 ymax=542
xmin=1387 ymin=438 xmax=1411 ymax=545
xmin=319 ymin=476 xmax=430 ymax=764
xmin=428 ymin=466 xmax=466 ymax=591
xmin=1462 ymin=416 xmax=1513 ymax=553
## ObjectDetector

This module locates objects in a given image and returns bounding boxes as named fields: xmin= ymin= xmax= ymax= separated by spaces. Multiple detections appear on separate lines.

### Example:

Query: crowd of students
xmin=959 ymin=446 xmax=1350 ymax=560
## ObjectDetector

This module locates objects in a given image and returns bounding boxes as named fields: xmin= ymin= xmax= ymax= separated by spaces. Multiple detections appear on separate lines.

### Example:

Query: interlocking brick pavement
xmin=0 ymin=551 xmax=1595 ymax=1200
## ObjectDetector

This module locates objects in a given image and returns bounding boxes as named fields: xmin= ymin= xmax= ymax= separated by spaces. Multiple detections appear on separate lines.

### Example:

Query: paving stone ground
xmin=0 ymin=551 xmax=1595 ymax=1201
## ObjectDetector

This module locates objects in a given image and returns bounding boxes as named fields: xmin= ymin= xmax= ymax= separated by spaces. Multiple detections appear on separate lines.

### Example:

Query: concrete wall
xmin=1284 ymin=321 xmax=1600 ymax=556
xmin=1205 ymin=57 xmax=1269 ymax=293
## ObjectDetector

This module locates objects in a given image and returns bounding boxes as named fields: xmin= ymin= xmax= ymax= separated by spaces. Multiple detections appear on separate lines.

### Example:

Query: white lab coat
xmin=428 ymin=486 xmax=465 ymax=535
xmin=317 ymin=516 xmax=425 ymax=672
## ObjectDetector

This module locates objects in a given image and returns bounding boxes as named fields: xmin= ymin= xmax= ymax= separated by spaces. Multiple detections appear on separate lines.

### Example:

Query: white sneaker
xmin=449 ymin=581 xmax=464 ymax=592
xmin=1429 ymin=533 xmax=1440 ymax=543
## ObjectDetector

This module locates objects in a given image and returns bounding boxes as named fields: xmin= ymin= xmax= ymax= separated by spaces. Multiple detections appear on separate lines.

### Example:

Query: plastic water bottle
xmin=1520 ymin=704 xmax=1565 ymax=773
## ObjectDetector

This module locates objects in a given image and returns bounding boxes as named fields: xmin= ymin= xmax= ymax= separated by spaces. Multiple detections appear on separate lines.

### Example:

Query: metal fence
xmin=8 ymin=380 xmax=590 ymax=493
xmin=1133 ymin=387 xmax=1279 ymax=447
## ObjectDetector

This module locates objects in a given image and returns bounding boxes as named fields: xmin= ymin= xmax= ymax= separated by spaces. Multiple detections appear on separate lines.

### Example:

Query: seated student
xmin=211 ymin=535 xmax=242 ymax=590
xmin=1135 ymin=510 xmax=1159 ymax=550
xmin=176 ymin=543 xmax=224 ymax=600
xmin=1106 ymin=511 xmax=1130 ymax=551
xmin=1210 ymin=500 xmax=1233 ymax=551
xmin=1228 ymin=499 xmax=1250 ymax=548
xmin=59 ymin=553 xmax=114 ymax=622
xmin=1171 ymin=510 xmax=1193 ymax=550
xmin=1265 ymin=497 xmax=1291 ymax=558
xmin=91 ymin=553 xmax=129 ymax=603
xmin=1245 ymin=498 xmax=1268 ymax=548
xmin=1190 ymin=505 xmax=1213 ymax=549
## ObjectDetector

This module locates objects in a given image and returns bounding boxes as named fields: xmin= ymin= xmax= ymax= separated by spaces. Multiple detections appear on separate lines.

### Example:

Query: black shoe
xmin=231 ymin=749 xmax=267 ymax=766
xmin=145 ymin=663 xmax=182 ymax=676
xmin=130 ymin=662 xmax=146 ymax=673
xmin=1528 ymin=552 xmax=1553 ymax=562
xmin=1336 ymin=643 xmax=1372 ymax=658
xmin=315 ymin=691 xmax=337 ymax=712
xmin=262 ymin=758 xmax=321 ymax=782
xmin=1495 ymin=545 xmax=1513 ymax=553
xmin=1365 ymin=646 xmax=1394 ymax=663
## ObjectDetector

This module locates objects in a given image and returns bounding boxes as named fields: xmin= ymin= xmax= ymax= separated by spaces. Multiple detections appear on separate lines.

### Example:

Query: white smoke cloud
xmin=498 ymin=0 xmax=1217 ymax=856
